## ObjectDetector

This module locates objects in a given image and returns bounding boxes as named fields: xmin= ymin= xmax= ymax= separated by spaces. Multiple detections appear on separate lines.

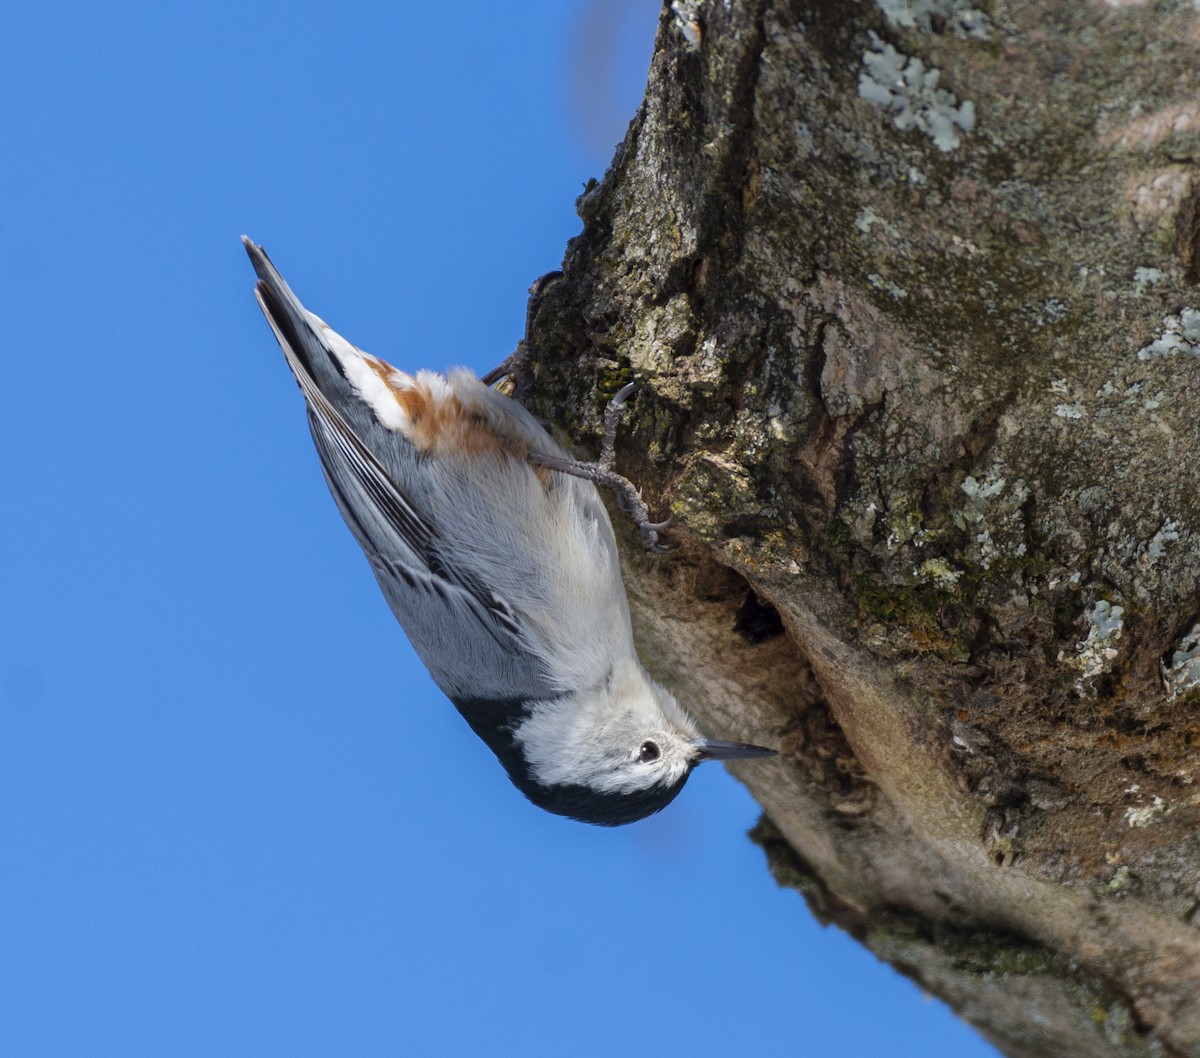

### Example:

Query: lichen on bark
xmin=514 ymin=2 xmax=1200 ymax=1055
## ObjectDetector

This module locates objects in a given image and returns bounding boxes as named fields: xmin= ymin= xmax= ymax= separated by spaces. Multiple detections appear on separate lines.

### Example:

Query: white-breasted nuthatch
xmin=243 ymin=237 xmax=774 ymax=826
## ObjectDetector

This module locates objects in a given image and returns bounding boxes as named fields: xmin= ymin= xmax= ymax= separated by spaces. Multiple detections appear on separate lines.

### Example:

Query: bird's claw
xmin=528 ymin=381 xmax=672 ymax=551
xmin=609 ymin=381 xmax=638 ymax=408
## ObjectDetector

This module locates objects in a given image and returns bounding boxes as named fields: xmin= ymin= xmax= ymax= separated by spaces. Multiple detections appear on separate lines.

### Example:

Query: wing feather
xmin=246 ymin=241 xmax=528 ymax=659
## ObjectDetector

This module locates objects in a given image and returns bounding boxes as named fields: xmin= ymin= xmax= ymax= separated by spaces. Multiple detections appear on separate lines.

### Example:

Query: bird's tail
xmin=242 ymin=236 xmax=369 ymax=413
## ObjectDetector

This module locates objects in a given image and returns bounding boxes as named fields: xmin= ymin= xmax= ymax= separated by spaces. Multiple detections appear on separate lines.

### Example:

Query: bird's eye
xmin=638 ymin=740 xmax=661 ymax=763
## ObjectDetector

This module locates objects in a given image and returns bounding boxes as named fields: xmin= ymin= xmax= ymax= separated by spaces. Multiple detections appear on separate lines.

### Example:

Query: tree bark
xmin=515 ymin=2 xmax=1200 ymax=1055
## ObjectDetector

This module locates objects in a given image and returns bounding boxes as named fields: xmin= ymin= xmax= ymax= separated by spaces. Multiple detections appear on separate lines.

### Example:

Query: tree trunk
xmin=515 ymin=2 xmax=1200 ymax=1055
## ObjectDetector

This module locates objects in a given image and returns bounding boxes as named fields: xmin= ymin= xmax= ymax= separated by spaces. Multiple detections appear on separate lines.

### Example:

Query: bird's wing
xmin=244 ymin=238 xmax=550 ymax=701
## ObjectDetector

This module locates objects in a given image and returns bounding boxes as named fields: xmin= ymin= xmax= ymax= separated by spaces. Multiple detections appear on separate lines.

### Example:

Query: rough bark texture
xmin=510 ymin=2 xmax=1200 ymax=1055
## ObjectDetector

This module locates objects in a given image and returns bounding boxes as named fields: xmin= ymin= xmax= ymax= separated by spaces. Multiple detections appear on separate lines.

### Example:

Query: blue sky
xmin=1 ymin=2 xmax=999 ymax=1055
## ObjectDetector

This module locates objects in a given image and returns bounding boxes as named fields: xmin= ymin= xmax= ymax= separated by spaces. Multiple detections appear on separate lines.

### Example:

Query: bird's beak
xmin=694 ymin=738 xmax=777 ymax=762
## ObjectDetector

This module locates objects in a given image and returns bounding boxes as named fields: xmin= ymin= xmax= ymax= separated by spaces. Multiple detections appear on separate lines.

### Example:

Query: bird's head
xmin=508 ymin=658 xmax=774 ymax=826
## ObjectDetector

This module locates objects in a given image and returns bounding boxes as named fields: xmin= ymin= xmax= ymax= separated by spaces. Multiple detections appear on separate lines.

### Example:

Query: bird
xmin=242 ymin=237 xmax=775 ymax=825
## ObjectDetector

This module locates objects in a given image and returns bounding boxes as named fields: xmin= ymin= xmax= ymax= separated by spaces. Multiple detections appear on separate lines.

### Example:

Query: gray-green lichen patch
xmin=1137 ymin=308 xmax=1200 ymax=360
xmin=874 ymin=0 xmax=992 ymax=40
xmin=1033 ymin=297 xmax=1069 ymax=328
xmin=1131 ymin=267 xmax=1165 ymax=295
xmin=858 ymin=32 xmax=977 ymax=152
xmin=1144 ymin=519 xmax=1180 ymax=565
xmin=1060 ymin=600 xmax=1126 ymax=693
xmin=867 ymin=271 xmax=909 ymax=299
xmin=955 ymin=472 xmax=1028 ymax=570
xmin=1162 ymin=623 xmax=1200 ymax=699
xmin=1104 ymin=863 xmax=1133 ymax=895
xmin=1125 ymin=795 xmax=1171 ymax=829
xmin=914 ymin=556 xmax=964 ymax=586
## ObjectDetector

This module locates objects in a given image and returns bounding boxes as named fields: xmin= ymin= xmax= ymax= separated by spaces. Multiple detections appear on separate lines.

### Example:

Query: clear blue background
xmin=1 ymin=2 xmax=999 ymax=1055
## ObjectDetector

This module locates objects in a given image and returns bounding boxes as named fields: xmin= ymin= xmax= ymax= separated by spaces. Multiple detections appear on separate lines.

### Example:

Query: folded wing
xmin=243 ymin=237 xmax=554 ymax=706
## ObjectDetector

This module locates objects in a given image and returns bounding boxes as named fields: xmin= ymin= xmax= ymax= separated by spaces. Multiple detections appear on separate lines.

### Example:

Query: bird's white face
xmin=514 ymin=658 xmax=701 ymax=800
xmin=584 ymin=694 xmax=701 ymax=798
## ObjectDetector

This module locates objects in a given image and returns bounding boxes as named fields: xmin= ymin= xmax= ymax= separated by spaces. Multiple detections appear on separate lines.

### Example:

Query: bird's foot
xmin=529 ymin=383 xmax=672 ymax=552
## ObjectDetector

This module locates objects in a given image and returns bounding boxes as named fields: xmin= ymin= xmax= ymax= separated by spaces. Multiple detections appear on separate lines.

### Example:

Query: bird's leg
xmin=529 ymin=383 xmax=673 ymax=552
xmin=481 ymin=271 xmax=564 ymax=387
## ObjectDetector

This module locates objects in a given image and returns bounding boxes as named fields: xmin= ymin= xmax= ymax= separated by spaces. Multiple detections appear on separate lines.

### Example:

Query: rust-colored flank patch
xmin=359 ymin=354 xmax=539 ymax=469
